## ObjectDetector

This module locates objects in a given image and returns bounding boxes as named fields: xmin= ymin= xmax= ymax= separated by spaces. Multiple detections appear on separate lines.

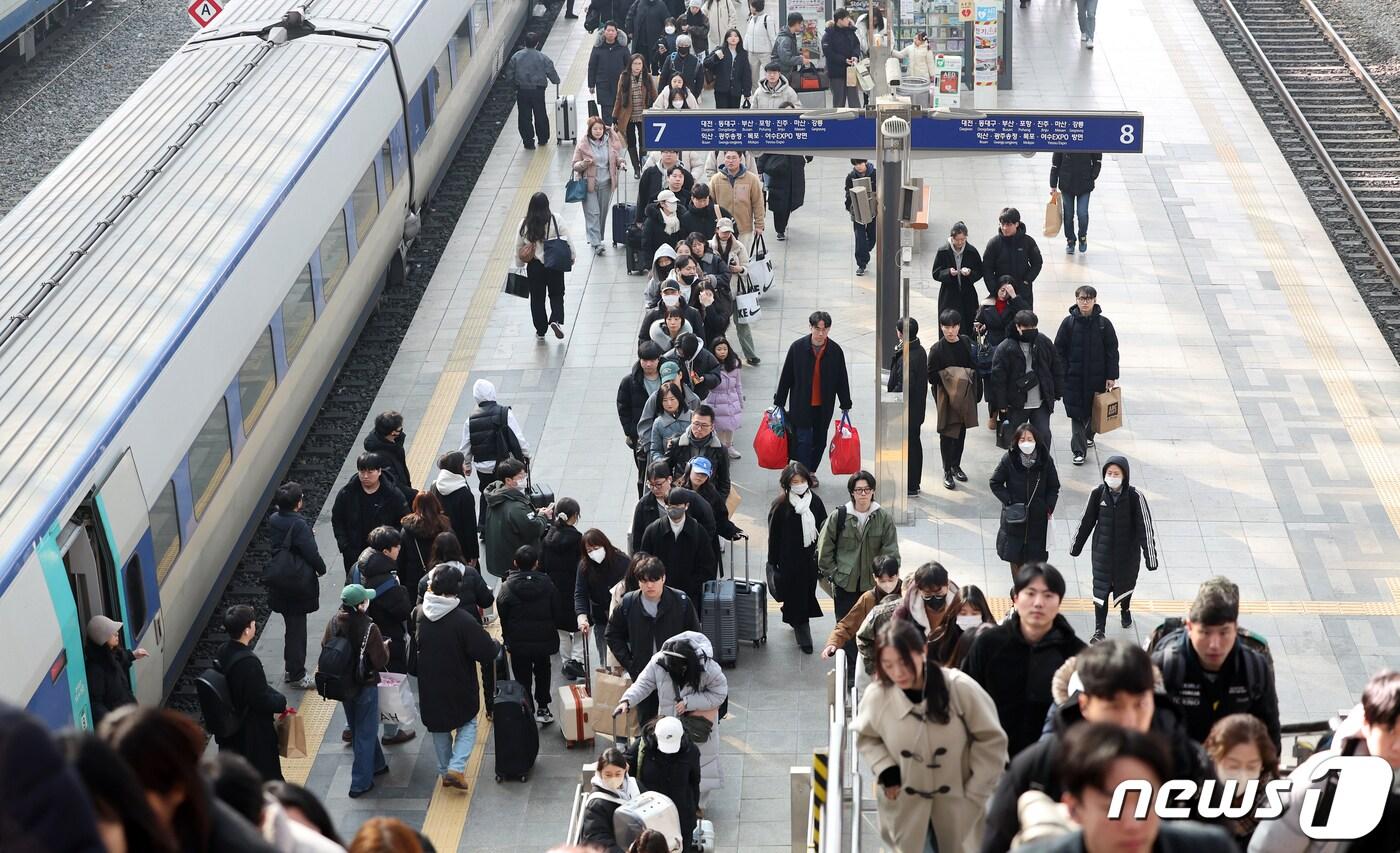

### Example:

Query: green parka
xmin=816 ymin=503 xmax=900 ymax=595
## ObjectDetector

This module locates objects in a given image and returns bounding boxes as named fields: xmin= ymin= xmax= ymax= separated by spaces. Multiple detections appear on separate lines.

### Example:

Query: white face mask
xmin=956 ymin=614 xmax=981 ymax=630
xmin=602 ymin=773 xmax=627 ymax=790
xmin=1018 ymin=441 xmax=1037 ymax=455
xmin=665 ymin=25 xmax=676 ymax=33
xmin=1104 ymin=475 xmax=1123 ymax=490
xmin=662 ymin=293 xmax=680 ymax=307
xmin=588 ymin=548 xmax=607 ymax=564
xmin=1217 ymin=768 xmax=1258 ymax=788
xmin=791 ymin=482 xmax=809 ymax=495
xmin=875 ymin=579 xmax=899 ymax=595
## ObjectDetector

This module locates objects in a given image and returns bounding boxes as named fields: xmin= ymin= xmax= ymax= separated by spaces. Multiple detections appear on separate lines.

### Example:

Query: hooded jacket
xmin=460 ymin=379 xmax=531 ymax=473
xmin=606 ymin=587 xmax=703 ymax=677
xmin=680 ymin=198 xmax=732 ymax=239
xmin=959 ymin=612 xmax=1085 ymax=758
xmin=588 ymin=35 xmax=631 ymax=104
xmin=749 ymin=74 xmax=801 ymax=109
xmin=413 ymin=592 xmax=498 ymax=731
xmin=990 ymin=436 xmax=1061 ymax=565
xmin=264 ymin=510 xmax=326 ymax=615
xmin=620 ymin=630 xmax=728 ymax=719
xmin=541 ymin=520 xmax=585 ymax=633
xmin=353 ymin=549 xmax=414 ymax=673
xmin=1053 ymin=303 xmax=1120 ymax=421
xmin=1070 ymin=456 xmax=1158 ymax=609
xmin=820 ymin=22 xmax=861 ymax=76
xmin=578 ymin=774 xmax=643 ymax=853
xmin=982 ymin=223 xmax=1044 ymax=304
xmin=628 ymin=727 xmax=703 ymax=846
xmin=1049 ymin=152 xmax=1103 ymax=198
xmin=429 ymin=468 xmax=479 ymax=561
xmin=757 ymin=150 xmax=806 ymax=216
xmin=664 ymin=427 xmax=731 ymax=496
xmin=480 ymin=481 xmax=548 ymax=579
xmin=649 ymin=402 xmax=693 ymax=462
xmin=664 ymin=336 xmax=724 ymax=400
xmin=772 ymin=26 xmax=801 ymax=71
xmin=417 ymin=561 xmax=494 ymax=614
xmin=496 ymin=567 xmax=564 ymax=658
xmin=988 ymin=326 xmax=1064 ymax=414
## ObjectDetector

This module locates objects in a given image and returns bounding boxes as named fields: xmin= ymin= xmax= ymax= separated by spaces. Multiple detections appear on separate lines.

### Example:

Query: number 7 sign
xmin=188 ymin=0 xmax=223 ymax=28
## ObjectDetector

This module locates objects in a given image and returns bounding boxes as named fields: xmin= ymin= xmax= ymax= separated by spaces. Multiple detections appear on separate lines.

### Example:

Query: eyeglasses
xmin=852 ymin=487 xmax=874 ymax=494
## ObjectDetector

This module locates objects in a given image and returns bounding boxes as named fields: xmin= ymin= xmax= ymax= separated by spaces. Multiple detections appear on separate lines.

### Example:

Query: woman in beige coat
xmin=851 ymin=620 xmax=1008 ymax=853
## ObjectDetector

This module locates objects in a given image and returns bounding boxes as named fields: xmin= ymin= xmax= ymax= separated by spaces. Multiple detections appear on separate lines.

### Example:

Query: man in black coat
xmin=680 ymin=184 xmax=731 ymax=239
xmin=982 ymin=207 xmax=1044 ymax=308
xmin=363 ymin=411 xmax=417 ymax=506
xmin=625 ymin=0 xmax=672 ymax=73
xmin=887 ymin=316 xmax=928 ymax=495
xmin=265 ymin=482 xmax=326 ymax=688
xmin=820 ymin=10 xmax=862 ymax=108
xmin=1053 ymin=286 xmax=1119 ymax=465
xmin=496 ymin=544 xmax=565 ymax=725
xmin=666 ymin=332 xmax=723 ymax=401
xmin=331 ymin=452 xmax=409 ymax=576
xmin=83 ymin=614 xmax=144 ymax=725
xmin=214 ymin=605 xmax=289 ymax=782
xmin=981 ymin=641 xmax=1220 ymax=853
xmin=961 ymin=564 xmax=1085 ymax=758
xmin=618 ymin=341 xmax=666 ymax=492
xmin=989 ymin=310 xmax=1064 ymax=449
xmin=352 ymin=526 xmax=417 ymax=745
xmin=606 ymin=556 xmax=702 ymax=689
xmin=638 ymin=490 xmax=719 ymax=610
xmin=1050 ymin=151 xmax=1103 ymax=254
xmin=774 ymin=310 xmax=853 ymax=473
xmin=413 ymin=567 xmax=499 ymax=789
xmin=631 ymin=461 xmax=673 ymax=552
xmin=588 ymin=22 xmax=631 ymax=126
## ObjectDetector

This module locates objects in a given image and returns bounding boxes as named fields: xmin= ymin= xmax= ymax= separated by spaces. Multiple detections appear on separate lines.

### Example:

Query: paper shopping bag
xmin=1044 ymin=190 xmax=1063 ymax=238
xmin=276 ymin=710 xmax=308 ymax=759
xmin=377 ymin=673 xmax=418 ymax=728
xmin=592 ymin=668 xmax=639 ymax=740
xmin=1092 ymin=387 xmax=1123 ymax=434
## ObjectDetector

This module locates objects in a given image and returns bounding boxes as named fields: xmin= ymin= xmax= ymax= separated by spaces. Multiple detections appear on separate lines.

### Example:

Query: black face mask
xmin=924 ymin=594 xmax=947 ymax=609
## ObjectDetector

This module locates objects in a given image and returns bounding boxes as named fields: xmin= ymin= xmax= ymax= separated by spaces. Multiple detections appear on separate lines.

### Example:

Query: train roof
xmin=0 ymin=33 xmax=386 ymax=589
xmin=208 ymin=0 xmax=435 ymax=41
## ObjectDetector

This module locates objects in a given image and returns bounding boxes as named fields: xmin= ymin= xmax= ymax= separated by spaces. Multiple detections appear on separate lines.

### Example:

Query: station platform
xmin=239 ymin=0 xmax=1400 ymax=848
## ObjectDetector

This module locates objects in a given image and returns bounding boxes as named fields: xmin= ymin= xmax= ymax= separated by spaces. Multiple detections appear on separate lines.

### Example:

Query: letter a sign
xmin=188 ymin=0 xmax=223 ymax=27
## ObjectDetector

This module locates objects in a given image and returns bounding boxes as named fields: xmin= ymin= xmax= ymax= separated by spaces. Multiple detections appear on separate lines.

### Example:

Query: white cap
xmin=715 ymin=217 xmax=734 ymax=233
xmin=655 ymin=716 xmax=685 ymax=754
xmin=657 ymin=190 xmax=678 ymax=206
xmin=86 ymin=614 xmax=123 ymax=645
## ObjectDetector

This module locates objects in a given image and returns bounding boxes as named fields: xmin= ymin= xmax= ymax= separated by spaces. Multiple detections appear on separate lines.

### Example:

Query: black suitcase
xmin=492 ymin=653 xmax=539 ymax=782
xmin=626 ymin=223 xmax=647 ymax=274
xmin=611 ymin=173 xmax=635 ymax=247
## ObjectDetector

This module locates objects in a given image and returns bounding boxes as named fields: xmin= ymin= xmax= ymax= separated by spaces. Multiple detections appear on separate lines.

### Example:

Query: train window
xmin=319 ymin=211 xmax=349 ymax=300
xmin=434 ymin=48 xmax=452 ymax=114
xmin=281 ymin=266 xmax=315 ymax=366
xmin=379 ymin=140 xmax=394 ymax=199
xmin=122 ymin=555 xmax=147 ymax=635
xmin=352 ymin=163 xmax=378 ymax=247
xmin=150 ymin=481 xmax=181 ymax=585
xmin=454 ymin=13 xmax=472 ymax=79
xmin=188 ymin=397 xmax=231 ymax=520
xmin=238 ymin=328 xmax=276 ymax=434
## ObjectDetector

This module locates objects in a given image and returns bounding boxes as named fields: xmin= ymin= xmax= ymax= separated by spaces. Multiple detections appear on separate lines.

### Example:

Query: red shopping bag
xmin=828 ymin=413 xmax=861 ymax=475
xmin=754 ymin=406 xmax=790 ymax=469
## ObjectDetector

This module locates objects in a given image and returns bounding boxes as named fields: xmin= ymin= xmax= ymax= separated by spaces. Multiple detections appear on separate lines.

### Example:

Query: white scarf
xmin=790 ymin=491 xmax=817 ymax=547
xmin=661 ymin=205 xmax=681 ymax=234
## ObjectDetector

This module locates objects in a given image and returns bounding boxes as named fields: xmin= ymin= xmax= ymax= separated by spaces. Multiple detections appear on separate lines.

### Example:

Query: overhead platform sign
xmin=642 ymin=110 xmax=1144 ymax=154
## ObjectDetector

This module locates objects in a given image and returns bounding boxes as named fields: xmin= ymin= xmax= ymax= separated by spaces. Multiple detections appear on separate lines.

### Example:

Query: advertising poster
xmin=787 ymin=0 xmax=826 ymax=57
xmin=932 ymin=53 xmax=961 ymax=109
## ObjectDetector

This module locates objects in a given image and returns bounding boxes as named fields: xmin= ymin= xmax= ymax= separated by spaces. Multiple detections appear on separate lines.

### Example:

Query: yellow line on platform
xmin=410 ymin=28 xmax=595 ymax=853
xmin=280 ymin=694 xmax=338 ymax=786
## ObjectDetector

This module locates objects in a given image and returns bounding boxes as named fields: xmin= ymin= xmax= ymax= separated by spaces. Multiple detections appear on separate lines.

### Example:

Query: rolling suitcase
xmin=613 ymin=790 xmax=684 ymax=852
xmin=702 ymin=567 xmax=738 ymax=668
xmin=625 ymin=222 xmax=647 ymax=274
xmin=555 ymin=89 xmax=577 ymax=143
xmin=731 ymin=535 xmax=767 ymax=647
xmin=492 ymin=652 xmax=540 ymax=782
xmin=557 ymin=639 xmax=595 ymax=748
xmin=611 ymin=172 xmax=636 ymax=247
xmin=693 ymin=818 xmax=716 ymax=853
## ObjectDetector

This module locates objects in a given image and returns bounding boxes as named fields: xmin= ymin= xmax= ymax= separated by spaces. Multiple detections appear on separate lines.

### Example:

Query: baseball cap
xmin=86 ymin=614 xmax=122 ymax=645
xmin=655 ymin=716 xmax=685 ymax=754
xmin=341 ymin=584 xmax=377 ymax=607
xmin=657 ymin=189 xmax=678 ymax=206
xmin=690 ymin=456 xmax=713 ymax=477
xmin=660 ymin=361 xmax=682 ymax=382
xmin=715 ymin=217 xmax=734 ymax=234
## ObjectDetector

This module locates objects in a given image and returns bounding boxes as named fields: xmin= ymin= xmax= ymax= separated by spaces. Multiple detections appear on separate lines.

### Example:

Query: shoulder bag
xmin=1001 ymin=471 xmax=1041 ymax=531
xmin=542 ymin=216 xmax=574 ymax=272
xmin=745 ymin=233 xmax=774 ymax=294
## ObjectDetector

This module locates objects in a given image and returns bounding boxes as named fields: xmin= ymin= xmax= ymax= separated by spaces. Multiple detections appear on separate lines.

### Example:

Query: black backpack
xmin=195 ymin=660 xmax=244 ymax=738
xmin=262 ymin=522 xmax=305 ymax=595
xmin=1148 ymin=619 xmax=1273 ymax=703
xmin=315 ymin=620 xmax=367 ymax=701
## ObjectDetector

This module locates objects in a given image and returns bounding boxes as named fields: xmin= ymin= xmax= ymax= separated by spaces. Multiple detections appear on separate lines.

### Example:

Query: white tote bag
xmin=745 ymin=234 xmax=775 ymax=295
xmin=735 ymin=277 xmax=762 ymax=325
xmin=377 ymin=672 xmax=417 ymax=727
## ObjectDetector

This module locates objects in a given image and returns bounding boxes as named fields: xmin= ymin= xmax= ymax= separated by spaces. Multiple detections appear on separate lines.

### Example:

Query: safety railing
xmin=791 ymin=650 xmax=865 ymax=852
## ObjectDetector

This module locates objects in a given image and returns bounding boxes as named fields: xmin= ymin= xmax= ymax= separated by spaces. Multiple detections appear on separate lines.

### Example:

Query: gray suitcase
xmin=731 ymin=536 xmax=767 ymax=647
xmin=556 ymin=90 xmax=577 ymax=143
xmin=702 ymin=574 xmax=738 ymax=668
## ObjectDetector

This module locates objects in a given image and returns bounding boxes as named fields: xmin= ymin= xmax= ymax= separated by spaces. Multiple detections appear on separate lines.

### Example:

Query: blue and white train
xmin=0 ymin=0 xmax=526 ymax=728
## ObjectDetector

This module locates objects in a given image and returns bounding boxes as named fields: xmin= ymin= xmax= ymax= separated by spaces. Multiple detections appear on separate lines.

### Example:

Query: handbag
xmin=1000 ymin=472 xmax=1041 ymax=531
xmin=543 ymin=216 xmax=574 ymax=272
xmin=828 ymin=412 xmax=861 ymax=476
xmin=766 ymin=562 xmax=783 ymax=602
xmin=995 ymin=414 xmax=1016 ymax=450
xmin=1044 ymin=189 xmax=1063 ymax=238
xmin=565 ymin=176 xmax=587 ymax=203
xmin=276 ymin=710 xmax=308 ymax=759
xmin=790 ymin=67 xmax=829 ymax=91
xmin=745 ymin=234 xmax=775 ymax=294
xmin=504 ymin=265 xmax=531 ymax=298
xmin=734 ymin=278 xmax=761 ymax=325
xmin=974 ymin=335 xmax=995 ymax=377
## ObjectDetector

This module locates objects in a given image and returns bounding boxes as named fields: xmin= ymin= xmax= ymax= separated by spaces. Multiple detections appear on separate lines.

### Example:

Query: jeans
xmin=1062 ymin=191 xmax=1091 ymax=242
xmin=1076 ymin=0 xmax=1099 ymax=38
xmin=734 ymin=322 xmax=759 ymax=361
xmin=346 ymin=687 xmax=387 ymax=794
xmin=516 ymin=87 xmax=550 ymax=144
xmin=511 ymin=652 xmax=552 ymax=710
xmin=830 ymin=74 xmax=861 ymax=107
xmin=583 ymin=181 xmax=613 ymax=247
xmin=1008 ymin=404 xmax=1053 ymax=450
xmin=789 ymin=418 xmax=831 ymax=473
xmin=909 ymin=421 xmax=924 ymax=492
xmin=939 ymin=427 xmax=967 ymax=471
xmin=1070 ymin=416 xmax=1096 ymax=458
xmin=431 ymin=719 xmax=479 ymax=776
xmin=853 ymin=219 xmax=877 ymax=269
xmin=283 ymin=611 xmax=307 ymax=680
xmin=526 ymin=259 xmax=566 ymax=335
xmin=624 ymin=120 xmax=646 ymax=170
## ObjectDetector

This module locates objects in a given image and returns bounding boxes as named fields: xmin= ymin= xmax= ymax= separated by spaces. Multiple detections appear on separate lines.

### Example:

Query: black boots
xmin=1091 ymin=603 xmax=1107 ymax=643
xmin=794 ymin=622 xmax=814 ymax=654
xmin=1121 ymin=607 xmax=1133 ymax=628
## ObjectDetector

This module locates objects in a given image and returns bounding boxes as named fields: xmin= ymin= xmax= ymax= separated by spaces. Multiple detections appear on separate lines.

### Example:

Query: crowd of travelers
xmin=9 ymin=3 xmax=1400 ymax=853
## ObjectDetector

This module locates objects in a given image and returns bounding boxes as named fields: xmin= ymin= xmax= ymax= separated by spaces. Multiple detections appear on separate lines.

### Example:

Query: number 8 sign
xmin=187 ymin=0 xmax=223 ymax=28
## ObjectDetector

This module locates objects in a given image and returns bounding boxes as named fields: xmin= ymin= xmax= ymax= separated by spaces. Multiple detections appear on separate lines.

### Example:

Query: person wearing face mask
xmin=989 ymin=309 xmax=1064 ymax=450
xmin=641 ymin=243 xmax=678 ymax=308
xmin=818 ymin=470 xmax=900 ymax=678
xmin=578 ymin=749 xmax=642 ymax=853
xmin=932 ymin=221 xmax=984 ymax=339
xmin=1069 ymin=456 xmax=1158 ymax=644
xmin=639 ymin=490 xmax=718 ymax=611
xmin=664 ymin=332 xmax=724 ymax=403
xmin=887 ymin=562 xmax=959 ymax=657
xmin=973 ymin=276 xmax=1029 ymax=419
xmin=824 ymin=554 xmax=900 ymax=682
xmin=660 ymin=36 xmax=706 ymax=95
xmin=767 ymin=462 xmax=829 ymax=653
xmin=932 ymin=583 xmax=996 ymax=666
xmin=575 ymin=529 xmax=630 ymax=665
xmin=636 ymin=151 xmax=692 ymax=225
xmin=1202 ymin=714 xmax=1280 ymax=850
xmin=654 ymin=69 xmax=701 ymax=109
xmin=644 ymin=253 xmax=704 ymax=311
xmin=643 ymin=189 xmax=689 ymax=266
xmin=642 ymin=295 xmax=700 ymax=350
xmin=321 ymin=584 xmax=391 ymax=797
xmin=631 ymin=460 xmax=678 ymax=552
xmin=541 ymin=498 xmax=588 ymax=681
xmin=497 ymin=545 xmax=567 ymax=726
xmin=480 ymin=459 xmax=553 ymax=580
xmin=990 ymin=423 xmax=1061 ymax=578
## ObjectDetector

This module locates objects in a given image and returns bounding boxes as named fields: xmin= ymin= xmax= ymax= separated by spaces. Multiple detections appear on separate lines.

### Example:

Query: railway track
xmin=1194 ymin=0 xmax=1400 ymax=344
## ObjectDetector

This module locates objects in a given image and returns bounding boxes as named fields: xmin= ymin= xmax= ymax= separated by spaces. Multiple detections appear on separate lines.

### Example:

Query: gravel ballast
xmin=1313 ymin=0 xmax=1400 ymax=102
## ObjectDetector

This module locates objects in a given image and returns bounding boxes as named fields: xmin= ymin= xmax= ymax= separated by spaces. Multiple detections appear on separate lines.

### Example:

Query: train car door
xmin=61 ymin=450 xmax=165 ymax=709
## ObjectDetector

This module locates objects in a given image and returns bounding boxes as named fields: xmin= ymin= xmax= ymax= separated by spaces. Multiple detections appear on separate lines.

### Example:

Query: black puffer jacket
xmin=988 ymin=327 xmax=1064 ymax=414
xmin=982 ymin=223 xmax=1044 ymax=305
xmin=264 ymin=510 xmax=325 ymax=615
xmin=1053 ymin=303 xmax=1119 ymax=421
xmin=575 ymin=551 xmax=630 ymax=628
xmin=974 ymin=295 xmax=1029 ymax=351
xmin=496 ymin=568 xmax=563 ymax=658
xmin=959 ymin=613 xmax=1085 ymax=758
xmin=1070 ymin=456 xmax=1158 ymax=609
xmin=1049 ymin=151 xmax=1103 ymax=197
xmin=354 ymin=550 xmax=414 ymax=673
xmin=758 ymin=152 xmax=806 ymax=217
xmin=630 ymin=730 xmax=703 ymax=846
xmin=617 ymin=361 xmax=655 ymax=444
xmin=541 ymin=520 xmax=584 ymax=633
xmin=989 ymin=440 xmax=1061 ymax=565
xmin=84 ymin=641 xmax=136 ymax=725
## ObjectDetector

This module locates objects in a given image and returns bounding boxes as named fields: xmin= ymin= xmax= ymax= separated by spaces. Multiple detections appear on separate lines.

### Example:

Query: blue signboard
xmin=642 ymin=110 xmax=1144 ymax=154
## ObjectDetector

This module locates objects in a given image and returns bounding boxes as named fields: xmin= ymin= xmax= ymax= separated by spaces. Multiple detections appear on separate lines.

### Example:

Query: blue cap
xmin=690 ymin=456 xmax=714 ymax=477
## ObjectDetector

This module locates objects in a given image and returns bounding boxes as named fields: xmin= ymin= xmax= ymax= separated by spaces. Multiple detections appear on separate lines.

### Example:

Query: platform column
xmin=875 ymin=101 xmax=912 ymax=523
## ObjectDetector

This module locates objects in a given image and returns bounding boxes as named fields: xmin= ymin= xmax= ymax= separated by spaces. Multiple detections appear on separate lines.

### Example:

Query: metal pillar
xmin=874 ymin=101 xmax=911 ymax=523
